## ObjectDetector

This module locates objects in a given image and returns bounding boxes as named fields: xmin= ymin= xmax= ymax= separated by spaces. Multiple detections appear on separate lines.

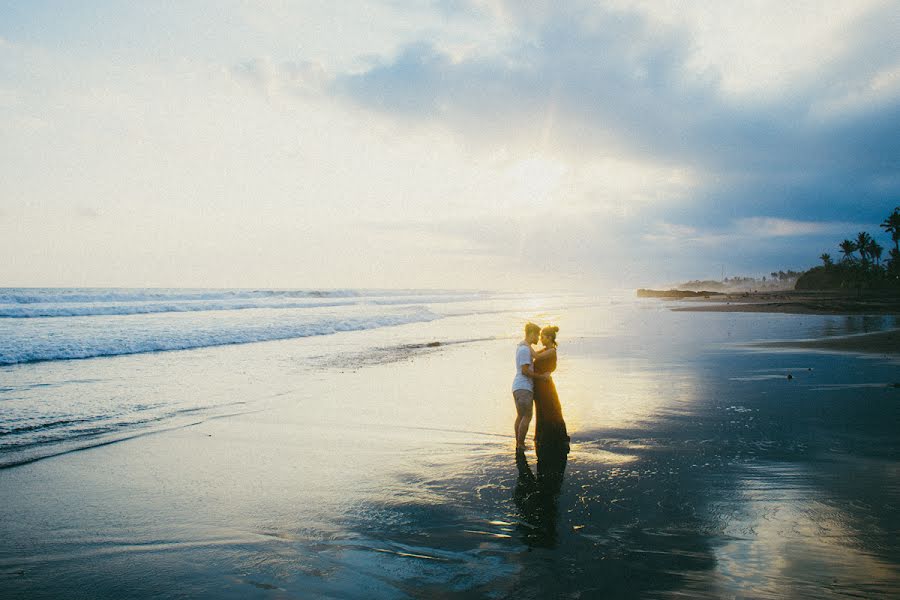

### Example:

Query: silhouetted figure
xmin=533 ymin=326 xmax=570 ymax=465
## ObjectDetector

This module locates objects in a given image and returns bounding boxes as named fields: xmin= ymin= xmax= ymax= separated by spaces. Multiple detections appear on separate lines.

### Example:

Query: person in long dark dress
xmin=532 ymin=325 xmax=570 ymax=466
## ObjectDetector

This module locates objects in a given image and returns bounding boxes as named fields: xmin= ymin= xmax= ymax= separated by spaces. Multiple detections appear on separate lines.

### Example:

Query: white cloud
xmin=608 ymin=0 xmax=889 ymax=98
xmin=229 ymin=57 xmax=328 ymax=99
xmin=735 ymin=217 xmax=829 ymax=237
xmin=1 ymin=1 xmax=897 ymax=288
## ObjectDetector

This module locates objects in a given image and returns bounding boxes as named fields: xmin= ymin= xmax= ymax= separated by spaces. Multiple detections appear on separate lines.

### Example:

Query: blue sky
xmin=1 ymin=1 xmax=898 ymax=289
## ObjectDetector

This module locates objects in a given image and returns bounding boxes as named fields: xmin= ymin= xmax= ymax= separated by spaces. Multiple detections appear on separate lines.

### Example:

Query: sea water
xmin=1 ymin=288 xmax=898 ymax=598
xmin=0 ymin=288 xmax=597 ymax=467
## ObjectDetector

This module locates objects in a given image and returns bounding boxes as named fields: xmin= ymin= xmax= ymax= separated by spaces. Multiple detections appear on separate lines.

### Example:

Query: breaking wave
xmin=0 ymin=288 xmax=487 ymax=318
xmin=0 ymin=306 xmax=441 ymax=365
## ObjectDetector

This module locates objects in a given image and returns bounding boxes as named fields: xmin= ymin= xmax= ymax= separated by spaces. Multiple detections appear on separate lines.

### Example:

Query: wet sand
xmin=669 ymin=290 xmax=900 ymax=316
xmin=2 ymin=305 xmax=899 ymax=598
xmin=759 ymin=328 xmax=900 ymax=356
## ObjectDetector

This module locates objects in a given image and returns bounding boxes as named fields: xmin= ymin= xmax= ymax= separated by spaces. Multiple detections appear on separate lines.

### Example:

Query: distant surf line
xmin=0 ymin=309 xmax=442 ymax=366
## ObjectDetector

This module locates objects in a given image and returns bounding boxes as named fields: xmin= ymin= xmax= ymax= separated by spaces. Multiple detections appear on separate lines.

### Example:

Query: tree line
xmin=797 ymin=207 xmax=900 ymax=290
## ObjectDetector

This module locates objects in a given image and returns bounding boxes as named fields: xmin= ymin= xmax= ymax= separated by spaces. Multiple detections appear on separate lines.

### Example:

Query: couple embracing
xmin=512 ymin=322 xmax=570 ymax=460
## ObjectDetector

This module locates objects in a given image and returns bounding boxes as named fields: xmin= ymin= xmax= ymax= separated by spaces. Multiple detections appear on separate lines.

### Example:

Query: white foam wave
xmin=0 ymin=288 xmax=363 ymax=304
xmin=0 ymin=288 xmax=488 ymax=318
xmin=0 ymin=307 xmax=440 ymax=365
xmin=0 ymin=287 xmax=484 ymax=305
xmin=0 ymin=299 xmax=358 ymax=318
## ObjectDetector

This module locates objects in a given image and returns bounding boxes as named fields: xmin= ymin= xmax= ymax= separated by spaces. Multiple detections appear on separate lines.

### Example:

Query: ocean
xmin=0 ymin=287 xmax=596 ymax=468
xmin=1 ymin=288 xmax=898 ymax=598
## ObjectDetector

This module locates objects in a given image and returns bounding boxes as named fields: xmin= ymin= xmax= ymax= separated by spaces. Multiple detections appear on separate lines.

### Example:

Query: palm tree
xmin=856 ymin=232 xmax=873 ymax=263
xmin=881 ymin=206 xmax=900 ymax=253
xmin=868 ymin=240 xmax=883 ymax=266
xmin=839 ymin=239 xmax=857 ymax=262
xmin=819 ymin=253 xmax=833 ymax=267
xmin=889 ymin=248 xmax=900 ymax=276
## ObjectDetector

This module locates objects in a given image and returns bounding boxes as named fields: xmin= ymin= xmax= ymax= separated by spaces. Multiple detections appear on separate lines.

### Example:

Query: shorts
xmin=513 ymin=389 xmax=534 ymax=413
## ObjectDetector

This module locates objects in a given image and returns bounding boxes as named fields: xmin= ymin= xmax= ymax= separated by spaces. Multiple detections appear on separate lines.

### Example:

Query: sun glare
xmin=506 ymin=156 xmax=568 ymax=210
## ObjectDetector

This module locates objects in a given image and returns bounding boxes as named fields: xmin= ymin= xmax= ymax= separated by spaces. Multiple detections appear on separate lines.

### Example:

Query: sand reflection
xmin=712 ymin=463 xmax=900 ymax=598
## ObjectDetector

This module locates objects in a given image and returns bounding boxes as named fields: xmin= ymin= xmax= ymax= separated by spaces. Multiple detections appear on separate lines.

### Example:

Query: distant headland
xmin=637 ymin=207 xmax=900 ymax=321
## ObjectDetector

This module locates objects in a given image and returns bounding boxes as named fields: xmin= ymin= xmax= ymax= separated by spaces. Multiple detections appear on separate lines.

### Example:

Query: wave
xmin=0 ymin=405 xmax=256 ymax=469
xmin=0 ymin=288 xmax=364 ymax=305
xmin=0 ymin=288 xmax=488 ymax=318
xmin=0 ymin=307 xmax=441 ymax=366
xmin=0 ymin=299 xmax=358 ymax=318
xmin=0 ymin=287 xmax=483 ymax=305
xmin=0 ymin=417 xmax=101 ymax=436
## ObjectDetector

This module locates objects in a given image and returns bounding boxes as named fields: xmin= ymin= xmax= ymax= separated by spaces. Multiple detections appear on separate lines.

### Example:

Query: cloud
xmin=334 ymin=1 xmax=900 ymax=227
xmin=648 ymin=217 xmax=876 ymax=245
xmin=362 ymin=210 xmax=870 ymax=287
xmin=734 ymin=218 xmax=851 ymax=238
xmin=3 ymin=1 xmax=897 ymax=287
xmin=634 ymin=214 xmax=898 ymax=279
xmin=334 ymin=8 xmax=714 ymax=159
xmin=230 ymin=57 xmax=327 ymax=98
xmin=74 ymin=206 xmax=102 ymax=218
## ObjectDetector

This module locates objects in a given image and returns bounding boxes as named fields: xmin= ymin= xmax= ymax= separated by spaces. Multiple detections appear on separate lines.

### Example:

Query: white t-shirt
xmin=511 ymin=342 xmax=534 ymax=392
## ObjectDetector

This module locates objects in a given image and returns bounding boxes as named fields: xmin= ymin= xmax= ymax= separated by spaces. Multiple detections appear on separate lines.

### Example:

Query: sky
xmin=1 ymin=0 xmax=898 ymax=290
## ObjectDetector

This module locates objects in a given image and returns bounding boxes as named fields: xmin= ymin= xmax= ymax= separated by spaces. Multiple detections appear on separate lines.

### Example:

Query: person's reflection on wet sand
xmin=514 ymin=451 xmax=567 ymax=548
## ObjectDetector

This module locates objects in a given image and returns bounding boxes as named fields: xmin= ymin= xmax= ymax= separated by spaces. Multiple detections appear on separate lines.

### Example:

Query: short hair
xmin=525 ymin=322 xmax=541 ymax=337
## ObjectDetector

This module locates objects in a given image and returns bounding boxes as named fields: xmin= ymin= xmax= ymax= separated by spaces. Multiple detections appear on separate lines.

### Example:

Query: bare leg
xmin=513 ymin=390 xmax=533 ymax=451
xmin=515 ymin=406 xmax=532 ymax=450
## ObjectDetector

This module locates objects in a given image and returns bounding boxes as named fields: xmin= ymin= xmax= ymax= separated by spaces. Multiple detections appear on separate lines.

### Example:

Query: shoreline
xmin=752 ymin=328 xmax=900 ymax=356
xmin=647 ymin=289 xmax=900 ymax=316
xmin=640 ymin=288 xmax=900 ymax=354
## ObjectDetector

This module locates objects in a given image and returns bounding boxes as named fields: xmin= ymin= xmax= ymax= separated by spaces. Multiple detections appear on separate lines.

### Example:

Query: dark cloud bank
xmin=333 ymin=2 xmax=899 ymax=241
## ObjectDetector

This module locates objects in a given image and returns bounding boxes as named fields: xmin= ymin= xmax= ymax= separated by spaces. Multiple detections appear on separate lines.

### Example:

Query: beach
xmin=760 ymin=328 xmax=900 ymax=356
xmin=670 ymin=289 xmax=900 ymax=316
xmin=4 ymin=0 xmax=899 ymax=597
xmin=664 ymin=289 xmax=900 ymax=356
xmin=2 ymin=291 xmax=899 ymax=598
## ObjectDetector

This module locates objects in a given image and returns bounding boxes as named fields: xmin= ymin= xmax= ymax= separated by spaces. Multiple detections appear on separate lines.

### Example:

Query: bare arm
xmin=521 ymin=363 xmax=549 ymax=381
